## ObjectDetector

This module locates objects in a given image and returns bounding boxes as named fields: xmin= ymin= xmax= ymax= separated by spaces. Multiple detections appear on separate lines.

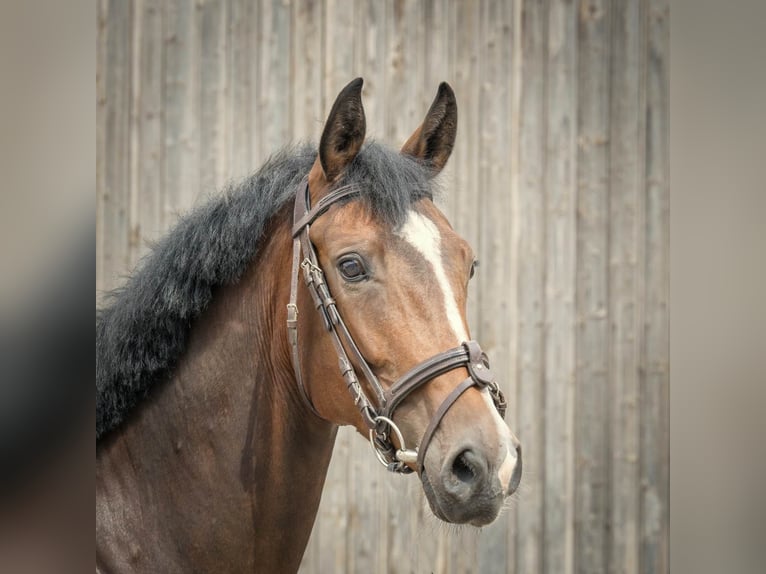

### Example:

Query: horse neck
xmin=97 ymin=213 xmax=338 ymax=573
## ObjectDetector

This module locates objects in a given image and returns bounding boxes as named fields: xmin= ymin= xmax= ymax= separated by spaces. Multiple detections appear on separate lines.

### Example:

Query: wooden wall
xmin=96 ymin=1 xmax=669 ymax=572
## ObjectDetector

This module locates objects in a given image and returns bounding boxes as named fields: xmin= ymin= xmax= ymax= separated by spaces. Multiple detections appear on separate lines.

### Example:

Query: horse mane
xmin=96 ymin=141 xmax=436 ymax=441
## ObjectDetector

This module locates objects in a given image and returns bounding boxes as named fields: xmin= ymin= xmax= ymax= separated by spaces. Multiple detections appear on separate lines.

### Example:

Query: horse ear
xmin=401 ymin=82 xmax=457 ymax=175
xmin=318 ymin=77 xmax=366 ymax=182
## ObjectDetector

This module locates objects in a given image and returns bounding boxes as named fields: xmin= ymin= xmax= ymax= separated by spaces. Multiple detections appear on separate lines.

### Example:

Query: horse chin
xmin=419 ymin=469 xmax=449 ymax=522
xmin=419 ymin=469 xmax=500 ymax=527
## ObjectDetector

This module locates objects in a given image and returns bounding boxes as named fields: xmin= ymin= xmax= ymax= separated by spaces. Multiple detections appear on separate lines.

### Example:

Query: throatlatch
xmin=287 ymin=177 xmax=507 ymax=474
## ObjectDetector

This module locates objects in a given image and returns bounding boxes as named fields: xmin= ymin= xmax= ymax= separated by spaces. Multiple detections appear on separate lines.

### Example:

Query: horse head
xmin=292 ymin=78 xmax=521 ymax=526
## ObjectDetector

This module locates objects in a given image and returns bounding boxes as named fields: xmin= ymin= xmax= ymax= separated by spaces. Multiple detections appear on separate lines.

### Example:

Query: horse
xmin=96 ymin=78 xmax=522 ymax=573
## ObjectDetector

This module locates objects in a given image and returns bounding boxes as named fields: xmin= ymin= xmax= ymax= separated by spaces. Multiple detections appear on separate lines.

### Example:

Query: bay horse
xmin=96 ymin=78 xmax=521 ymax=573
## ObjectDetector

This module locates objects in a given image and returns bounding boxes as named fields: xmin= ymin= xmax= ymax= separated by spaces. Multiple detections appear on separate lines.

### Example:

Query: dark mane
xmin=96 ymin=142 xmax=436 ymax=440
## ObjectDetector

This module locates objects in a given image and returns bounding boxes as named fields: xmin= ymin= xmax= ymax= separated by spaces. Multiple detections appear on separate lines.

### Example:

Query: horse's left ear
xmin=317 ymin=77 xmax=366 ymax=183
xmin=401 ymin=82 xmax=457 ymax=175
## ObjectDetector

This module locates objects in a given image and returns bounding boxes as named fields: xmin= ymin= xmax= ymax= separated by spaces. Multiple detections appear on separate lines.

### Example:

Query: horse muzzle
xmin=420 ymin=438 xmax=522 ymax=526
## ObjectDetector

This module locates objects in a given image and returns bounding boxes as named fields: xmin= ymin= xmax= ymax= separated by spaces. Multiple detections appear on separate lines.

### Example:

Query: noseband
xmin=286 ymin=177 xmax=507 ymax=474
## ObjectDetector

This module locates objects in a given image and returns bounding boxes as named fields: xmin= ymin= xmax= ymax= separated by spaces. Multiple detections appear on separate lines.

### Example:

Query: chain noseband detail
xmin=287 ymin=177 xmax=507 ymax=474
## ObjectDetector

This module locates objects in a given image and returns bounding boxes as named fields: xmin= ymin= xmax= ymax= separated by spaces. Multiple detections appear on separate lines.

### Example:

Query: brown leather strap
xmin=287 ymin=177 xmax=380 ymax=425
xmin=334 ymin=313 xmax=387 ymax=407
xmin=410 ymin=341 xmax=502 ymax=472
xmin=292 ymin=184 xmax=359 ymax=237
xmin=287 ymin=178 xmax=324 ymax=419
xmin=415 ymin=377 xmax=477 ymax=471
xmin=381 ymin=346 xmax=469 ymax=420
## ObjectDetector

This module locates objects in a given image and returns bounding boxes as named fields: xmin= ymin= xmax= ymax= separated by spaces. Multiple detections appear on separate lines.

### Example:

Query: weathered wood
xmin=227 ymin=0 xmax=252 ymax=180
xmin=575 ymin=1 xmax=610 ymax=573
xmin=199 ymin=0 xmax=228 ymax=196
xmin=255 ymin=0 xmax=291 ymax=163
xmin=608 ymin=1 xmax=646 ymax=573
xmin=134 ymin=0 xmax=165 ymax=256
xmin=163 ymin=0 xmax=199 ymax=216
xmin=96 ymin=0 xmax=107 ymax=297
xmin=515 ymin=1 xmax=547 ymax=572
xmin=246 ymin=1 xmax=261 ymax=169
xmin=290 ymin=0 xmax=323 ymax=142
xmin=97 ymin=2 xmax=669 ymax=572
xmin=128 ymin=0 xmax=141 ymax=269
xmin=101 ymin=0 xmax=133 ymax=293
xmin=543 ymin=1 xmax=577 ymax=572
xmin=640 ymin=1 xmax=669 ymax=572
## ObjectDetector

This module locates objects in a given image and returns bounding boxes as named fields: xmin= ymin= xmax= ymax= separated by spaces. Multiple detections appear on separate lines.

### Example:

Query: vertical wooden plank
xmin=608 ymin=0 xmax=646 ymax=572
xmin=508 ymin=0 xmax=525 ymax=570
xmin=515 ymin=0 xmax=547 ymax=572
xmin=96 ymin=0 xmax=108 ymax=297
xmin=640 ymin=0 xmax=668 ymax=572
xmin=164 ymin=0 xmax=199 ymax=217
xmin=476 ymin=0 xmax=515 ymax=572
xmin=402 ymin=0 xmax=425 ymax=142
xmin=135 ymin=0 xmax=165 ymax=255
xmin=317 ymin=430 xmax=350 ymax=574
xmin=323 ymin=0 xmax=357 ymax=107
xmin=199 ymin=0 xmax=228 ymax=195
xmin=543 ymin=2 xmax=577 ymax=573
xmin=422 ymin=0 xmax=449 ymax=100
xmin=290 ymin=0 xmax=324 ymax=142
xmin=382 ymin=0 xmax=403 ymax=145
xmin=355 ymin=0 xmax=386 ymax=132
xmin=102 ymin=0 xmax=133 ymax=293
xmin=574 ymin=1 xmax=610 ymax=573
xmin=255 ymin=0 xmax=291 ymax=165
xmin=247 ymin=1 xmax=261 ymax=169
xmin=227 ymin=0 xmax=252 ymax=180
xmin=128 ymin=0 xmax=142 ymax=268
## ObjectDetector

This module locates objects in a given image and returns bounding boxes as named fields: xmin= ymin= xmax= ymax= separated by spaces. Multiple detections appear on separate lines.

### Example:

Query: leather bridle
xmin=287 ymin=177 xmax=507 ymax=474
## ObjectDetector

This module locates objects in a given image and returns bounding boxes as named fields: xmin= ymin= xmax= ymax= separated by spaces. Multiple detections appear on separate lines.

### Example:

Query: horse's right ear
xmin=400 ymin=82 xmax=457 ymax=175
xmin=317 ymin=78 xmax=366 ymax=183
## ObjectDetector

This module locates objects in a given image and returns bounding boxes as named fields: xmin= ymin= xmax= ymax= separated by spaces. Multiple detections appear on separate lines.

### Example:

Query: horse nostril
xmin=449 ymin=448 xmax=489 ymax=488
xmin=451 ymin=449 xmax=477 ymax=485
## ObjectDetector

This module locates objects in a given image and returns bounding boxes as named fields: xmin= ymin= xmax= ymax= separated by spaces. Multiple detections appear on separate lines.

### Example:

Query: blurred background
xmin=96 ymin=1 xmax=668 ymax=573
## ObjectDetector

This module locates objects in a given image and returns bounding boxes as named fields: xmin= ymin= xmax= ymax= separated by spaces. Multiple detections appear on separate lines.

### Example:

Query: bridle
xmin=286 ymin=177 xmax=507 ymax=474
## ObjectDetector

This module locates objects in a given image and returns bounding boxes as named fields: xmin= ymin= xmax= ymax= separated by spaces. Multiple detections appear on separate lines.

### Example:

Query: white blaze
xmin=396 ymin=210 xmax=468 ymax=344
xmin=398 ymin=210 xmax=517 ymax=491
xmin=482 ymin=388 xmax=517 ymax=491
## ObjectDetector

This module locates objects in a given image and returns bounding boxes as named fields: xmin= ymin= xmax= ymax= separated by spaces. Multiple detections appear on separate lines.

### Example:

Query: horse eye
xmin=338 ymin=256 xmax=367 ymax=282
xmin=469 ymin=259 xmax=479 ymax=280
